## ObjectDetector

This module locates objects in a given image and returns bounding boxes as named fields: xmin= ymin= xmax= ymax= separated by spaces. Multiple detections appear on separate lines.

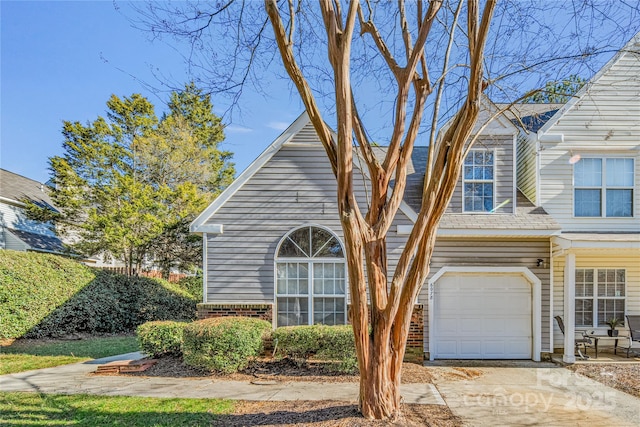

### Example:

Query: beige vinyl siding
xmin=204 ymin=139 xmax=412 ymax=303
xmin=422 ymin=238 xmax=552 ymax=353
xmin=538 ymin=48 xmax=640 ymax=232
xmin=447 ymin=135 xmax=515 ymax=214
xmin=552 ymin=251 xmax=640 ymax=350
xmin=516 ymin=133 xmax=537 ymax=204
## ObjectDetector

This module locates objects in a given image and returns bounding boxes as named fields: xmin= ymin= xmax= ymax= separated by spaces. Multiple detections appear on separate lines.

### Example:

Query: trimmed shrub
xmin=273 ymin=324 xmax=357 ymax=373
xmin=0 ymin=250 xmax=198 ymax=339
xmin=272 ymin=325 xmax=322 ymax=362
xmin=137 ymin=321 xmax=188 ymax=357
xmin=182 ymin=317 xmax=272 ymax=374
xmin=316 ymin=325 xmax=358 ymax=373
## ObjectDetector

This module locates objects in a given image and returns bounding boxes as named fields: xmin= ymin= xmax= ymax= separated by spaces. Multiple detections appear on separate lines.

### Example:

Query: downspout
xmin=202 ymin=232 xmax=208 ymax=304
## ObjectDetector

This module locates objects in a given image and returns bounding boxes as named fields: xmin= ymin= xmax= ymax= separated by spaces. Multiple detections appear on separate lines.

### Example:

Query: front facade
xmin=192 ymin=105 xmax=559 ymax=362
xmin=193 ymin=35 xmax=639 ymax=363
xmin=0 ymin=169 xmax=65 ymax=254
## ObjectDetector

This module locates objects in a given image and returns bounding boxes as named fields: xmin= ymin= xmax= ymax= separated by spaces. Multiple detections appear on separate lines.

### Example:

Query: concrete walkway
xmin=2 ymin=354 xmax=640 ymax=426
xmin=0 ymin=352 xmax=443 ymax=405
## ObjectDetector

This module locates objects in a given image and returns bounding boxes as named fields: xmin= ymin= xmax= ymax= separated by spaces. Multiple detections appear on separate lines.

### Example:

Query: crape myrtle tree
xmin=136 ymin=0 xmax=640 ymax=420
xmin=31 ymin=84 xmax=234 ymax=277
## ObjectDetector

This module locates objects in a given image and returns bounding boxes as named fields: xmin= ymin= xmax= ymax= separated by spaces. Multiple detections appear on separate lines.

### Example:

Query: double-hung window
xmin=463 ymin=149 xmax=495 ymax=212
xmin=575 ymin=268 xmax=626 ymax=328
xmin=574 ymin=158 xmax=634 ymax=217
xmin=275 ymin=226 xmax=346 ymax=327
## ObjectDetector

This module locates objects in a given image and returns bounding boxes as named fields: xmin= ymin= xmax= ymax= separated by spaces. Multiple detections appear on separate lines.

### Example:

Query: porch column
xmin=563 ymin=252 xmax=576 ymax=363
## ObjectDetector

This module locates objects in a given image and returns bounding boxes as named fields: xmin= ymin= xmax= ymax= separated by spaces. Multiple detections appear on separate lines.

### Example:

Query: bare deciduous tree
xmin=134 ymin=0 xmax=639 ymax=420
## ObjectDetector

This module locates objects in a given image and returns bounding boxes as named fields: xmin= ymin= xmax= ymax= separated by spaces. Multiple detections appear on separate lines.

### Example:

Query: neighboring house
xmin=0 ymin=169 xmax=65 ymax=254
xmin=191 ymin=35 xmax=639 ymax=363
xmin=516 ymin=33 xmax=640 ymax=363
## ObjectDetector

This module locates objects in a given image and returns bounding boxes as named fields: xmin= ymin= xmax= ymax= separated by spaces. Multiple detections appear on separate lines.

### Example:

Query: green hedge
xmin=182 ymin=317 xmax=271 ymax=374
xmin=137 ymin=321 xmax=188 ymax=357
xmin=175 ymin=275 xmax=203 ymax=302
xmin=0 ymin=251 xmax=197 ymax=339
xmin=273 ymin=324 xmax=357 ymax=373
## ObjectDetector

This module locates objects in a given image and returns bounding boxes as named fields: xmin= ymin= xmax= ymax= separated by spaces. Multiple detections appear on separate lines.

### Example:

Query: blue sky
xmin=1 ymin=1 xmax=303 ymax=183
xmin=2 ymin=2 xmax=638 ymax=185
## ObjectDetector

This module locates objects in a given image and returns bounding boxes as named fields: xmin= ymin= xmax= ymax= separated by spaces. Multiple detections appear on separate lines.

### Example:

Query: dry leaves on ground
xmin=126 ymin=356 xmax=440 ymax=384
xmin=119 ymin=356 xmax=464 ymax=426
xmin=212 ymin=400 xmax=461 ymax=427
xmin=567 ymin=364 xmax=640 ymax=398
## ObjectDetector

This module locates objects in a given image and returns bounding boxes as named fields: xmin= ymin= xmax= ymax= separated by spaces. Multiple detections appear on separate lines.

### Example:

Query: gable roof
xmin=191 ymin=112 xmax=313 ymax=232
xmin=191 ymin=112 xmax=422 ymax=232
xmin=0 ymin=169 xmax=57 ymax=211
xmin=193 ymin=105 xmax=559 ymax=236
xmin=495 ymin=103 xmax=563 ymax=133
xmin=536 ymin=32 xmax=640 ymax=136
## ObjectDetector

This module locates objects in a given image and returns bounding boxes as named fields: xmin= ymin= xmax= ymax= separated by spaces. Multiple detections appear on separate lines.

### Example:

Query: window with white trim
xmin=574 ymin=158 xmax=634 ymax=217
xmin=275 ymin=226 xmax=346 ymax=327
xmin=463 ymin=149 xmax=494 ymax=212
xmin=575 ymin=268 xmax=626 ymax=328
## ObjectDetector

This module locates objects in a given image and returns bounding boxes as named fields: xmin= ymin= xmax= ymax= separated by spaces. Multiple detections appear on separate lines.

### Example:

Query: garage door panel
xmin=459 ymin=319 xmax=483 ymax=334
xmin=433 ymin=273 xmax=532 ymax=359
xmin=483 ymin=340 xmax=506 ymax=358
xmin=459 ymin=341 xmax=483 ymax=358
xmin=436 ymin=340 xmax=459 ymax=357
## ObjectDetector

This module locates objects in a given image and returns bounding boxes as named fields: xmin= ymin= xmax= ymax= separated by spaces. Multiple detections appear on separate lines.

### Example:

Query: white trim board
xmin=427 ymin=266 xmax=542 ymax=362
xmin=396 ymin=224 xmax=560 ymax=237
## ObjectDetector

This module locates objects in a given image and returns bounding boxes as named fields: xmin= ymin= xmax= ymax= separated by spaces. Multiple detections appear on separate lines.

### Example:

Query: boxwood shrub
xmin=182 ymin=317 xmax=272 ymax=374
xmin=137 ymin=321 xmax=188 ymax=357
xmin=273 ymin=324 xmax=357 ymax=373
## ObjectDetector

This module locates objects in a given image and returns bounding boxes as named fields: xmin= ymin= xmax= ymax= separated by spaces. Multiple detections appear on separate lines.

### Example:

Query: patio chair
xmin=622 ymin=315 xmax=640 ymax=358
xmin=555 ymin=316 xmax=593 ymax=359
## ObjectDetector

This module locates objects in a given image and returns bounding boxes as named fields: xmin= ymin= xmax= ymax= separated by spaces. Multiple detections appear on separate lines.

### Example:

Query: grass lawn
xmin=0 ymin=392 xmax=234 ymax=427
xmin=0 ymin=335 xmax=139 ymax=375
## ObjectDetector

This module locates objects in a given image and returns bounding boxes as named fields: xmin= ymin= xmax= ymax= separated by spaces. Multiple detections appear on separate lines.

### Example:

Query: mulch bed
xmin=567 ymin=364 xmax=640 ymax=398
xmin=119 ymin=355 xmax=439 ymax=384
xmin=112 ymin=356 xmax=463 ymax=426
xmin=213 ymin=400 xmax=461 ymax=426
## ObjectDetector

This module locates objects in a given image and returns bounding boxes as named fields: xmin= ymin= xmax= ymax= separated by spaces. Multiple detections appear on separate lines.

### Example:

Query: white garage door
xmin=433 ymin=273 xmax=532 ymax=359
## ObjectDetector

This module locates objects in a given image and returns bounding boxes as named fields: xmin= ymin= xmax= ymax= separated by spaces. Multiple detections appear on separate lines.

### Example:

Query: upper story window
xmin=574 ymin=158 xmax=634 ymax=217
xmin=463 ymin=149 xmax=494 ymax=212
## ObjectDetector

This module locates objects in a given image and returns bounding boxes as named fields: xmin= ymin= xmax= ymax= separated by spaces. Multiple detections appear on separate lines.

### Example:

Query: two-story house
xmin=190 ymin=99 xmax=561 ymax=362
xmin=516 ymin=33 xmax=640 ymax=363
xmin=191 ymin=35 xmax=639 ymax=363
xmin=0 ymin=169 xmax=66 ymax=254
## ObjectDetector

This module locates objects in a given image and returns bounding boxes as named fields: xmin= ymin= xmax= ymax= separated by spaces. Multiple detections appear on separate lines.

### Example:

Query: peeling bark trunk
xmin=265 ymin=0 xmax=496 ymax=420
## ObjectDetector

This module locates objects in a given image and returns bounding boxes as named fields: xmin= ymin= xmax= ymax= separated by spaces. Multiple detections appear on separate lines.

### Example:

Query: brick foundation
xmin=196 ymin=303 xmax=424 ymax=363
xmin=197 ymin=303 xmax=273 ymax=323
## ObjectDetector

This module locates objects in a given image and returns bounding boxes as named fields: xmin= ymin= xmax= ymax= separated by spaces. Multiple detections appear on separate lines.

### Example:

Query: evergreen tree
xmin=30 ymin=85 xmax=234 ymax=276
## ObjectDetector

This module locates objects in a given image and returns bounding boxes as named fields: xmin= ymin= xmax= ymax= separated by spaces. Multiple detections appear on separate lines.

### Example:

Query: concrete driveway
xmin=430 ymin=363 xmax=640 ymax=427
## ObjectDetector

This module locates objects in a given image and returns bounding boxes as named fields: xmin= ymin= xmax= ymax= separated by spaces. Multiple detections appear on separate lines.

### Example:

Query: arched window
xmin=275 ymin=226 xmax=346 ymax=327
